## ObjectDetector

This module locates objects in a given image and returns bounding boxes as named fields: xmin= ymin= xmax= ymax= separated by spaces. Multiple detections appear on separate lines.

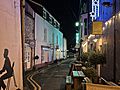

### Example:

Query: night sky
xmin=34 ymin=0 xmax=80 ymax=49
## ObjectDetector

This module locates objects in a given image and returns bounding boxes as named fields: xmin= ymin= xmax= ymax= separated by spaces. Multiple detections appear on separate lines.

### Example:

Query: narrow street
xmin=25 ymin=58 xmax=76 ymax=90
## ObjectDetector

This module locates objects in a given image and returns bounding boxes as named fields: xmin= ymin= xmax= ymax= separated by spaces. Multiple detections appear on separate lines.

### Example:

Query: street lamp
xmin=75 ymin=22 xmax=79 ymax=27
xmin=75 ymin=21 xmax=83 ymax=61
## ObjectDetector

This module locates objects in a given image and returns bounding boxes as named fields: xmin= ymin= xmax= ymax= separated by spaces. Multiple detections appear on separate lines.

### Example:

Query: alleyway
xmin=25 ymin=58 xmax=75 ymax=90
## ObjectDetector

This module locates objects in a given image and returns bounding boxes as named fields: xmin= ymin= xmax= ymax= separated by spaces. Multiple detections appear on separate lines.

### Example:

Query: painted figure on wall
xmin=0 ymin=49 xmax=13 ymax=90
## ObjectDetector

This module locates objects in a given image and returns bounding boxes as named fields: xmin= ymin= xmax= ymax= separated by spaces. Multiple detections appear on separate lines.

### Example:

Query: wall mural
xmin=0 ymin=49 xmax=17 ymax=90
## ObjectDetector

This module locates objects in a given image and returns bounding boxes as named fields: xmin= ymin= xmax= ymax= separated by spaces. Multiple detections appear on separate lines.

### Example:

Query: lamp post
xmin=75 ymin=21 xmax=82 ymax=61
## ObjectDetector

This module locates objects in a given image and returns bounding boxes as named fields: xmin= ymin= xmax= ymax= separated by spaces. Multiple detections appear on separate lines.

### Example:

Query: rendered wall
xmin=98 ymin=0 xmax=113 ymax=22
xmin=35 ymin=13 xmax=44 ymax=65
xmin=35 ymin=13 xmax=63 ymax=65
xmin=101 ymin=12 xmax=120 ymax=82
xmin=0 ymin=0 xmax=23 ymax=89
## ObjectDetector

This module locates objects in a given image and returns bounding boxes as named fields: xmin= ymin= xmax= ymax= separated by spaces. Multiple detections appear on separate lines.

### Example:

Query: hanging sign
xmin=92 ymin=21 xmax=103 ymax=35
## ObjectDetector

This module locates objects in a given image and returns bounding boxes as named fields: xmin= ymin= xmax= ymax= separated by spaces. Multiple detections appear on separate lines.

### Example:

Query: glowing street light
xmin=75 ymin=21 xmax=83 ymax=61
xmin=75 ymin=22 xmax=79 ymax=27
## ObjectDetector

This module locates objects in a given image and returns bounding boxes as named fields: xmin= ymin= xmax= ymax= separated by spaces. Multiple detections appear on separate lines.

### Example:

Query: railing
xmin=100 ymin=77 xmax=118 ymax=86
xmin=86 ymin=83 xmax=120 ymax=90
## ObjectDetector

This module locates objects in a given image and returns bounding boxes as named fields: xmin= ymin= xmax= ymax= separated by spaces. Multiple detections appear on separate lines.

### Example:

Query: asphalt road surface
xmin=25 ymin=58 xmax=75 ymax=90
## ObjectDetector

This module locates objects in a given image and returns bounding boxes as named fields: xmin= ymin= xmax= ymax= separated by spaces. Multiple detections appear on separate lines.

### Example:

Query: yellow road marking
xmin=27 ymin=74 xmax=37 ymax=90
xmin=31 ymin=73 xmax=41 ymax=90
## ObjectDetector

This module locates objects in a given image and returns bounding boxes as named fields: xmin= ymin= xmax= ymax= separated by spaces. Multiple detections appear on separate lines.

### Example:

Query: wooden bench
xmin=66 ymin=76 xmax=73 ymax=90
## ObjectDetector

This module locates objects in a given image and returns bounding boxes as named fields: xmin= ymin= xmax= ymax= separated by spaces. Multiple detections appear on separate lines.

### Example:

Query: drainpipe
xmin=33 ymin=12 xmax=36 ymax=69
xmin=20 ymin=0 xmax=25 ymax=87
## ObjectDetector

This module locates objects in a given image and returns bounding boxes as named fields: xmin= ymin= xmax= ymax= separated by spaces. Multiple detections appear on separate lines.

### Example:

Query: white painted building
xmin=63 ymin=38 xmax=67 ymax=59
xmin=34 ymin=7 xmax=64 ymax=67
xmin=53 ymin=28 xmax=63 ymax=60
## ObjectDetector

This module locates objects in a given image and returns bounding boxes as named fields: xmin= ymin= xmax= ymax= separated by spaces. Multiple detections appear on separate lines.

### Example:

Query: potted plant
xmin=83 ymin=67 xmax=97 ymax=83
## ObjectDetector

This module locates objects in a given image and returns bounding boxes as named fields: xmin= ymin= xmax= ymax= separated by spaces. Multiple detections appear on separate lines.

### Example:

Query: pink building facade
xmin=0 ymin=0 xmax=23 ymax=89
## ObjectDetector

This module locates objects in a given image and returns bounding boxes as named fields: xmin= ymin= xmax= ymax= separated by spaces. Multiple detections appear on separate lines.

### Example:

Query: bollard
xmin=66 ymin=76 xmax=72 ymax=90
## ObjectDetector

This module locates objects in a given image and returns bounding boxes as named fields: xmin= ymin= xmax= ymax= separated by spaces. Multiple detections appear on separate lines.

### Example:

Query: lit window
xmin=76 ymin=33 xmax=79 ymax=44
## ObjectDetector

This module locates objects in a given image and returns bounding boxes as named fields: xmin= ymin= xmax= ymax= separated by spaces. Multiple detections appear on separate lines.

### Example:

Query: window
xmin=54 ymin=21 xmax=56 ymax=27
xmin=28 ymin=52 xmax=30 ymax=62
xmin=52 ymin=33 xmax=54 ymax=44
xmin=44 ymin=28 xmax=47 ymax=42
xmin=84 ymin=18 xmax=87 ymax=35
xmin=49 ymin=16 xmax=52 ymax=24
xmin=52 ymin=18 xmax=54 ymax=26
xmin=56 ymin=35 xmax=58 ymax=45
xmin=43 ymin=10 xmax=46 ymax=19
xmin=46 ymin=12 xmax=50 ymax=21
xmin=56 ymin=22 xmax=58 ymax=28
